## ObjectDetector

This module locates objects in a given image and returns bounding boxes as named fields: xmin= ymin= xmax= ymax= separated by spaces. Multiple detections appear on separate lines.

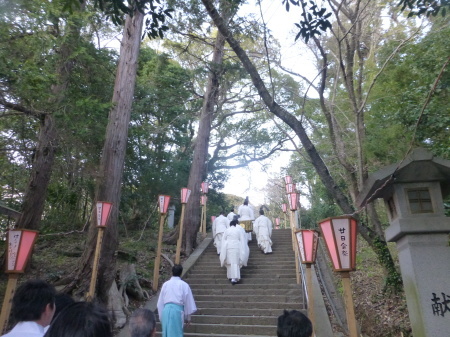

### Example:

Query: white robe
xmin=237 ymin=204 xmax=254 ymax=241
xmin=253 ymin=215 xmax=273 ymax=254
xmin=219 ymin=226 xmax=248 ymax=280
xmin=157 ymin=276 xmax=197 ymax=323
xmin=1 ymin=321 xmax=46 ymax=337
xmin=212 ymin=215 xmax=230 ymax=254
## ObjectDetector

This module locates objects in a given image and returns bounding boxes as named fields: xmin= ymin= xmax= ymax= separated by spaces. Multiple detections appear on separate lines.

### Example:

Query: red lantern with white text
xmin=287 ymin=193 xmax=299 ymax=211
xmin=211 ymin=216 xmax=216 ymax=223
xmin=285 ymin=183 xmax=295 ymax=194
xmin=200 ymin=195 xmax=207 ymax=206
xmin=275 ymin=218 xmax=280 ymax=229
xmin=201 ymin=182 xmax=209 ymax=194
xmin=281 ymin=203 xmax=287 ymax=213
xmin=180 ymin=188 xmax=191 ymax=204
xmin=295 ymin=230 xmax=319 ymax=264
xmin=96 ymin=201 xmax=113 ymax=227
xmin=284 ymin=175 xmax=292 ymax=184
xmin=6 ymin=229 xmax=38 ymax=273
xmin=319 ymin=216 xmax=358 ymax=272
xmin=158 ymin=195 xmax=171 ymax=214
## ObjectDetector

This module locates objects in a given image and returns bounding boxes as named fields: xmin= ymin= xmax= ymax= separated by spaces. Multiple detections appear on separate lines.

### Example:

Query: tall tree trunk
xmin=15 ymin=8 xmax=83 ymax=230
xmin=64 ymin=8 xmax=144 ymax=304
xmin=201 ymin=0 xmax=402 ymax=291
xmin=183 ymin=27 xmax=227 ymax=255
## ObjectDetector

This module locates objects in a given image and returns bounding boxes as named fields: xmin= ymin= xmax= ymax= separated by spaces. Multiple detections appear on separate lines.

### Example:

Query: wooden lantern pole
xmin=341 ymin=272 xmax=358 ymax=337
xmin=305 ymin=264 xmax=315 ymax=327
xmin=86 ymin=226 xmax=105 ymax=301
xmin=202 ymin=201 xmax=207 ymax=234
xmin=1 ymin=229 xmax=38 ymax=333
xmin=175 ymin=203 xmax=186 ymax=264
xmin=153 ymin=213 xmax=166 ymax=291
xmin=290 ymin=210 xmax=300 ymax=284
xmin=0 ymin=274 xmax=19 ymax=334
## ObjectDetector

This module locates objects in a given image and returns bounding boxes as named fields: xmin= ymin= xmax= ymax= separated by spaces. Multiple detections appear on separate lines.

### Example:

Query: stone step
xmin=190 ymin=314 xmax=277 ymax=325
xmin=194 ymin=294 xmax=303 ymax=303
xmin=195 ymin=300 xmax=304 ymax=310
xmin=195 ymin=307 xmax=299 ymax=317
xmin=193 ymin=287 xmax=302 ymax=296
xmin=157 ymin=322 xmax=277 ymax=335
xmin=186 ymin=272 xmax=296 ymax=280
xmin=189 ymin=283 xmax=300 ymax=291
xmin=186 ymin=278 xmax=297 ymax=285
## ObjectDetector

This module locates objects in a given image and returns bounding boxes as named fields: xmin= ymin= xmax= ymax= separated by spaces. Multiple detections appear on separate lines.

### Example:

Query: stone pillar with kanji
xmin=357 ymin=148 xmax=450 ymax=337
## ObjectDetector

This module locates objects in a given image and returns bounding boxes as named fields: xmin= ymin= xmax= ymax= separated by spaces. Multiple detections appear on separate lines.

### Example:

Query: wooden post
xmin=341 ymin=272 xmax=358 ymax=337
xmin=284 ymin=213 xmax=287 ymax=229
xmin=153 ymin=214 xmax=166 ymax=291
xmin=199 ymin=203 xmax=204 ymax=233
xmin=306 ymin=264 xmax=315 ymax=329
xmin=0 ymin=274 xmax=19 ymax=334
xmin=202 ymin=203 xmax=207 ymax=234
xmin=175 ymin=203 xmax=186 ymax=264
xmin=86 ymin=227 xmax=105 ymax=301
xmin=290 ymin=211 xmax=300 ymax=284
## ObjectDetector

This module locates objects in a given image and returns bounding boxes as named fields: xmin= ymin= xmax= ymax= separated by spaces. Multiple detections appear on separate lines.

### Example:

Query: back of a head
xmin=52 ymin=293 xmax=76 ymax=322
xmin=172 ymin=264 xmax=183 ymax=277
xmin=277 ymin=310 xmax=313 ymax=337
xmin=12 ymin=279 xmax=56 ymax=323
xmin=129 ymin=309 xmax=156 ymax=337
xmin=45 ymin=302 xmax=112 ymax=337
xmin=229 ymin=220 xmax=238 ymax=227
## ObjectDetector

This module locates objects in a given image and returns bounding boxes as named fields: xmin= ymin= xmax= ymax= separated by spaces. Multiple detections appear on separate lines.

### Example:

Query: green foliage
xmin=373 ymin=237 xmax=403 ymax=293
xmin=398 ymin=0 xmax=449 ymax=17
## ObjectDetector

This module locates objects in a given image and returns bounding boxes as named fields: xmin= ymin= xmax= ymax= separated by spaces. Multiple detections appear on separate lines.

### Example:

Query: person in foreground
xmin=157 ymin=264 xmax=197 ymax=337
xmin=129 ymin=308 xmax=156 ymax=337
xmin=253 ymin=208 xmax=273 ymax=254
xmin=220 ymin=219 xmax=249 ymax=285
xmin=44 ymin=302 xmax=112 ymax=337
xmin=277 ymin=309 xmax=313 ymax=337
xmin=1 ymin=279 xmax=56 ymax=337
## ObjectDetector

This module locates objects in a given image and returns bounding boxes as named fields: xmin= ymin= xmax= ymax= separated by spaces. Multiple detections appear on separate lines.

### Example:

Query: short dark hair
xmin=45 ymin=302 xmax=112 ymax=337
xmin=52 ymin=293 xmax=76 ymax=322
xmin=11 ymin=279 xmax=56 ymax=322
xmin=230 ymin=220 xmax=238 ymax=227
xmin=277 ymin=310 xmax=312 ymax=337
xmin=172 ymin=264 xmax=183 ymax=277
xmin=259 ymin=209 xmax=264 ymax=215
xmin=129 ymin=309 xmax=156 ymax=337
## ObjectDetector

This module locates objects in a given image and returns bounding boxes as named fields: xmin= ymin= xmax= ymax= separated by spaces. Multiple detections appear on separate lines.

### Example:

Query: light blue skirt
xmin=162 ymin=303 xmax=184 ymax=337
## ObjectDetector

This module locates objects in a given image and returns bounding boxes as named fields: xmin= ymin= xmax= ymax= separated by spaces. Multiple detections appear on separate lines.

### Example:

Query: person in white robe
xmin=253 ymin=208 xmax=273 ymax=254
xmin=226 ymin=208 xmax=236 ymax=222
xmin=220 ymin=220 xmax=249 ymax=285
xmin=212 ymin=211 xmax=229 ymax=255
xmin=157 ymin=264 xmax=197 ymax=337
xmin=238 ymin=197 xmax=255 ymax=241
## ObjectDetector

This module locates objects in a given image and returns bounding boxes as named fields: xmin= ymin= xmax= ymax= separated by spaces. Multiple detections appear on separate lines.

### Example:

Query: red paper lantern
xmin=158 ymin=195 xmax=171 ymax=214
xmin=281 ymin=203 xmax=287 ymax=213
xmin=295 ymin=230 xmax=319 ymax=264
xmin=285 ymin=183 xmax=295 ymax=194
xmin=275 ymin=218 xmax=280 ymax=226
xmin=96 ymin=201 xmax=113 ymax=227
xmin=201 ymin=182 xmax=209 ymax=194
xmin=211 ymin=216 xmax=216 ymax=223
xmin=287 ymin=193 xmax=299 ymax=211
xmin=180 ymin=188 xmax=191 ymax=204
xmin=200 ymin=195 xmax=207 ymax=206
xmin=6 ymin=229 xmax=38 ymax=273
xmin=319 ymin=216 xmax=358 ymax=272
xmin=284 ymin=175 xmax=292 ymax=184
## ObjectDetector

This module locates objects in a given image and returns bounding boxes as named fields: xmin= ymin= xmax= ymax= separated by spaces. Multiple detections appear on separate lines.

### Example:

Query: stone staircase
xmin=157 ymin=228 xmax=307 ymax=337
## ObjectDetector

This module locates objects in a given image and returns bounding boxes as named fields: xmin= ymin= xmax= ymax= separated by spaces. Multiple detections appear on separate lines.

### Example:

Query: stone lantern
xmin=357 ymin=148 xmax=450 ymax=337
